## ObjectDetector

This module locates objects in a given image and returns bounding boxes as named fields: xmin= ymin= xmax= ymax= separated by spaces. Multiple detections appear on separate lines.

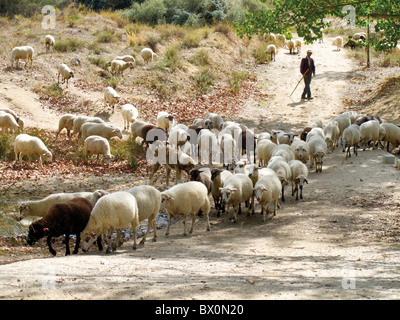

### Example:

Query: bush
xmin=54 ymin=38 xmax=85 ymax=52
xmin=228 ymin=70 xmax=249 ymax=93
xmin=126 ymin=0 xmax=167 ymax=26
xmin=181 ymin=32 xmax=202 ymax=49
xmin=252 ymin=43 xmax=268 ymax=64
xmin=191 ymin=49 xmax=210 ymax=66
xmin=95 ymin=29 xmax=118 ymax=43
xmin=162 ymin=44 xmax=182 ymax=70
xmin=0 ymin=132 xmax=14 ymax=161
xmin=194 ymin=67 xmax=214 ymax=92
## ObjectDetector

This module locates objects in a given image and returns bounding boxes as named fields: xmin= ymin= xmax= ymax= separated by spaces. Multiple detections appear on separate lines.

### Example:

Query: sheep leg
xmin=281 ymin=185 xmax=285 ymax=202
xmin=64 ymin=234 xmax=71 ymax=256
xmin=96 ymin=236 xmax=103 ymax=251
xmin=73 ymin=234 xmax=80 ymax=254
xmin=151 ymin=217 xmax=157 ymax=242
xmin=294 ymin=184 xmax=299 ymax=200
xmin=189 ymin=213 xmax=196 ymax=234
xmin=105 ymin=231 xmax=113 ymax=254
xmin=148 ymin=162 xmax=160 ymax=185
xmin=300 ymin=185 xmax=303 ymax=200
xmin=273 ymin=199 xmax=278 ymax=216
xmin=47 ymin=236 xmax=57 ymax=256
xmin=232 ymin=205 xmax=238 ymax=224
xmin=183 ymin=215 xmax=188 ymax=236
xmin=165 ymin=212 xmax=172 ymax=236
xmin=131 ymin=224 xmax=137 ymax=250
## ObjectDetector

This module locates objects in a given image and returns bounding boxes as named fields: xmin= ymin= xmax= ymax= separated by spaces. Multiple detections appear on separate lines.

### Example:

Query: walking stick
xmin=289 ymin=68 xmax=309 ymax=98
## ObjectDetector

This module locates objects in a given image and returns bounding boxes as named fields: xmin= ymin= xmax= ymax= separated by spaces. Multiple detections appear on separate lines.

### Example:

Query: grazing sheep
xmin=26 ymin=197 xmax=94 ymax=256
xmin=114 ymin=55 xmax=135 ymax=63
xmin=294 ymin=39 xmax=302 ymax=54
xmin=253 ymin=172 xmax=282 ymax=220
xmin=130 ymin=120 xmax=148 ymax=142
xmin=288 ymin=160 xmax=309 ymax=200
xmin=81 ymin=191 xmax=139 ymax=253
xmin=359 ymin=120 xmax=380 ymax=150
xmin=84 ymin=135 xmax=114 ymax=165
xmin=104 ymin=86 xmax=120 ymax=112
xmin=45 ymin=35 xmax=55 ymax=52
xmin=342 ymin=124 xmax=361 ymax=158
xmin=287 ymin=40 xmax=295 ymax=54
xmin=148 ymin=145 xmax=196 ymax=187
xmin=161 ymin=181 xmax=210 ymax=236
xmin=121 ymin=104 xmax=138 ymax=130
xmin=204 ymin=112 xmax=224 ymax=130
xmin=189 ymin=168 xmax=212 ymax=194
xmin=157 ymin=111 xmax=175 ymax=132
xmin=355 ymin=115 xmax=382 ymax=126
xmin=10 ymin=46 xmax=34 ymax=69
xmin=139 ymin=124 xmax=165 ymax=147
xmin=0 ymin=111 xmax=19 ymax=133
xmin=57 ymin=64 xmax=74 ymax=88
xmin=266 ymin=44 xmax=276 ymax=61
xmin=380 ymin=123 xmax=400 ymax=152
xmin=14 ymin=134 xmax=52 ymax=167
xmin=80 ymin=122 xmax=123 ymax=142
xmin=0 ymin=108 xmax=24 ymax=131
xmin=332 ymin=36 xmax=344 ymax=51
xmin=324 ymin=120 xmax=340 ymax=152
xmin=72 ymin=116 xmax=105 ymax=140
xmin=267 ymin=156 xmax=291 ymax=202
xmin=256 ymin=139 xmax=278 ymax=166
xmin=18 ymin=192 xmax=93 ymax=220
xmin=220 ymin=173 xmax=254 ymax=224
xmin=308 ymin=134 xmax=327 ymax=172
xmin=111 ymin=59 xmax=134 ymax=75
xmin=56 ymin=114 xmax=76 ymax=140
xmin=141 ymin=47 xmax=157 ymax=63
xmin=211 ymin=168 xmax=233 ymax=216
xmin=291 ymin=140 xmax=310 ymax=164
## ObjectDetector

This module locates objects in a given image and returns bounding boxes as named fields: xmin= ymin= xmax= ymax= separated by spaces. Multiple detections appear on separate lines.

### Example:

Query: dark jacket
xmin=300 ymin=56 xmax=315 ymax=76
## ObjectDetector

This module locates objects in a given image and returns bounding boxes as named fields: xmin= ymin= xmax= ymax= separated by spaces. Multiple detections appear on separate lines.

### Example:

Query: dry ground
xmin=0 ymin=26 xmax=400 ymax=300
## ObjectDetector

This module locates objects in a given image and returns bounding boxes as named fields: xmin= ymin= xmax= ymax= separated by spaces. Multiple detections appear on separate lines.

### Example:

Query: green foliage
xmin=0 ymin=0 xmax=63 ymax=17
xmin=162 ymin=44 xmax=182 ymax=70
xmin=54 ymin=37 xmax=85 ymax=52
xmin=75 ymin=0 xmax=133 ymax=11
xmin=0 ymin=133 xmax=14 ymax=161
xmin=228 ymin=70 xmax=249 ymax=93
xmin=87 ymin=56 xmax=109 ymax=69
xmin=233 ymin=0 xmax=400 ymax=53
xmin=191 ymin=49 xmax=210 ymax=66
xmin=126 ymin=0 xmax=167 ymax=26
xmin=194 ymin=66 xmax=214 ymax=92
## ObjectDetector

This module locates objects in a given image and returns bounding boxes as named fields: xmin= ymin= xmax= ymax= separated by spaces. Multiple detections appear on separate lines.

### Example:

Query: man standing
xmin=300 ymin=49 xmax=316 ymax=100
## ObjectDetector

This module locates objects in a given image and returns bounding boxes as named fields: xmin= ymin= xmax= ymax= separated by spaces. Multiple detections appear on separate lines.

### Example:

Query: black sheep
xmin=26 ymin=197 xmax=102 ymax=256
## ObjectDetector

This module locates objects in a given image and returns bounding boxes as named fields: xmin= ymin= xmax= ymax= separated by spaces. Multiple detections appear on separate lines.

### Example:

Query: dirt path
xmin=1 ymin=38 xmax=400 ymax=300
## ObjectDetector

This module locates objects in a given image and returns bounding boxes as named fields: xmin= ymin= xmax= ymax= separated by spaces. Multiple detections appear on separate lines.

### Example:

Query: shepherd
xmin=300 ymin=49 xmax=316 ymax=100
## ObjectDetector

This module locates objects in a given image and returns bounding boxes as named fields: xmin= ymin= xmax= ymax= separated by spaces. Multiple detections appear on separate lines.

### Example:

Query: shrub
xmin=126 ymin=0 xmax=167 ymax=26
xmin=87 ymin=56 xmax=109 ymax=70
xmin=54 ymin=38 xmax=85 ymax=52
xmin=252 ymin=43 xmax=268 ymax=64
xmin=0 ymin=132 xmax=14 ymax=161
xmin=228 ymin=70 xmax=249 ymax=93
xmin=181 ymin=32 xmax=202 ymax=48
xmin=162 ymin=44 xmax=182 ymax=70
xmin=95 ymin=30 xmax=118 ymax=43
xmin=194 ymin=67 xmax=214 ymax=92
xmin=191 ymin=49 xmax=210 ymax=66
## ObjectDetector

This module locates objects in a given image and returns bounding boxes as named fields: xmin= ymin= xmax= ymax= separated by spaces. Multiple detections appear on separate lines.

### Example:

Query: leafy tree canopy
xmin=233 ymin=0 xmax=400 ymax=52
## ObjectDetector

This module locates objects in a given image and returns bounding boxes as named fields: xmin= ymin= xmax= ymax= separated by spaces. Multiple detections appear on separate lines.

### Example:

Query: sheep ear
xmin=231 ymin=188 xmax=238 ymax=192
xmin=219 ymin=187 xmax=223 ymax=191
xmin=90 ymin=231 xmax=96 ymax=238
xmin=262 ymin=187 xmax=268 ymax=192
xmin=304 ymin=179 xmax=309 ymax=184
xmin=43 ymin=227 xmax=50 ymax=235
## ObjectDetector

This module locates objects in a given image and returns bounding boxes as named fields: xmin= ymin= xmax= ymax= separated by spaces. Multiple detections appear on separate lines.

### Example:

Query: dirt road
xmin=1 ymin=38 xmax=400 ymax=300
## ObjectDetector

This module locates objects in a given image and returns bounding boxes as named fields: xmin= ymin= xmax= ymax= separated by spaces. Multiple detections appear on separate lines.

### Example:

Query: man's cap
xmin=307 ymin=49 xmax=313 ymax=53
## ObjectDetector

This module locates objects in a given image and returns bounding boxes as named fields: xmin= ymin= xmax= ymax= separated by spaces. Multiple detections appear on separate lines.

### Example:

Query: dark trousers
xmin=302 ymin=75 xmax=312 ymax=99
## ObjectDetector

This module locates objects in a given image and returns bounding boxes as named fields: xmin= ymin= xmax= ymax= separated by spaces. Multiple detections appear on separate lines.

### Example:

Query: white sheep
xmin=247 ymin=164 xmax=276 ymax=187
xmin=168 ymin=126 xmax=189 ymax=150
xmin=257 ymin=132 xmax=271 ymax=142
xmin=104 ymin=86 xmax=120 ymax=112
xmin=306 ymin=127 xmax=325 ymax=142
xmin=334 ymin=113 xmax=351 ymax=143
xmin=274 ymin=130 xmax=298 ymax=145
xmin=310 ymin=119 xmax=324 ymax=128
xmin=291 ymin=140 xmax=310 ymax=164
xmin=56 ymin=114 xmax=76 ymax=140
xmin=121 ymin=104 xmax=138 ymax=130
xmin=45 ymin=35 xmax=55 ymax=52
xmin=80 ymin=122 xmax=123 ymax=142
xmin=18 ymin=191 xmax=93 ymax=220
xmin=113 ymin=55 xmax=135 ymax=63
xmin=81 ymin=191 xmax=139 ymax=253
xmin=270 ymin=144 xmax=295 ymax=162
xmin=332 ymin=36 xmax=344 ymax=51
xmin=266 ymin=44 xmax=276 ymax=61
xmin=267 ymin=156 xmax=292 ymax=202
xmin=220 ymin=133 xmax=238 ymax=168
xmin=342 ymin=124 xmax=360 ymax=158
xmin=57 ymin=64 xmax=74 ymax=88
xmin=256 ymin=139 xmax=277 ymax=166
xmin=10 ymin=46 xmax=34 ymax=69
xmin=324 ymin=120 xmax=340 ymax=152
xmin=288 ymin=160 xmax=309 ymax=200
xmin=130 ymin=120 xmax=148 ymax=142
xmin=0 ymin=111 xmax=19 ymax=133
xmin=359 ymin=120 xmax=380 ymax=150
xmin=161 ymin=181 xmax=210 ymax=236
xmin=141 ymin=47 xmax=158 ymax=63
xmin=84 ymin=135 xmax=114 ymax=165
xmin=294 ymin=39 xmax=302 ymax=54
xmin=14 ymin=133 xmax=52 ymax=167
xmin=198 ymin=129 xmax=219 ymax=167
xmin=219 ymin=173 xmax=254 ymax=224
xmin=286 ymin=40 xmax=295 ymax=54
xmin=0 ymin=108 xmax=24 ymax=131
xmin=308 ymin=134 xmax=327 ymax=172
xmin=72 ymin=116 xmax=105 ymax=139
xmin=110 ymin=59 xmax=134 ymax=75
xmin=380 ymin=123 xmax=400 ymax=152
xmin=156 ymin=111 xmax=175 ymax=132
xmin=204 ymin=112 xmax=224 ymax=130
xmin=253 ymin=171 xmax=282 ymax=220
xmin=211 ymin=168 xmax=233 ymax=216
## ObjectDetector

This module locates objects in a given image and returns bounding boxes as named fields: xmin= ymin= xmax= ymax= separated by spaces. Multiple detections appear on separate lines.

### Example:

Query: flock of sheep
xmin=2 ymin=33 xmax=400 ymax=257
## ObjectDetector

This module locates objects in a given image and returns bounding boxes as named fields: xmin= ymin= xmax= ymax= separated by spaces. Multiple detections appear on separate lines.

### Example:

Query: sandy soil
xmin=1 ymin=38 xmax=400 ymax=300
